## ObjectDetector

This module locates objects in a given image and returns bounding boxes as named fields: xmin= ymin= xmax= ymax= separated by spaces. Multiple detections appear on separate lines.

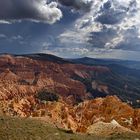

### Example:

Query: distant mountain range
xmin=69 ymin=57 xmax=140 ymax=70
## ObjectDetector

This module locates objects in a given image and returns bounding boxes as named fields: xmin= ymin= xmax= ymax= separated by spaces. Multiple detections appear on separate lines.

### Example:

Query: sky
xmin=0 ymin=0 xmax=140 ymax=61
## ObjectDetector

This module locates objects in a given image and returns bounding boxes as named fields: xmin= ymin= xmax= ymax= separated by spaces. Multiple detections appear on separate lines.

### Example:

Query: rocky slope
xmin=0 ymin=54 xmax=110 ymax=104
xmin=0 ymin=54 xmax=140 ymax=135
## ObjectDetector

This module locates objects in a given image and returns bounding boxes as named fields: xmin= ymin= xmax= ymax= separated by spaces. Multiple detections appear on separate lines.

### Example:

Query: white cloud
xmin=105 ymin=34 xmax=124 ymax=49
xmin=11 ymin=35 xmax=23 ymax=40
xmin=0 ymin=34 xmax=7 ymax=38
xmin=49 ymin=46 xmax=90 ymax=57
xmin=0 ymin=20 xmax=11 ymax=24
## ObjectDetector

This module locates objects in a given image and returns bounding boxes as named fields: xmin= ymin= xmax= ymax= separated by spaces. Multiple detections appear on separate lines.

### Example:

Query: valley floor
xmin=0 ymin=116 xmax=140 ymax=140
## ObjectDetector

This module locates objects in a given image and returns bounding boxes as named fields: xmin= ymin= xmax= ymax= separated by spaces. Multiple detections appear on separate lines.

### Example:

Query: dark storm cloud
xmin=0 ymin=0 xmax=62 ymax=24
xmin=58 ymin=0 xmax=93 ymax=11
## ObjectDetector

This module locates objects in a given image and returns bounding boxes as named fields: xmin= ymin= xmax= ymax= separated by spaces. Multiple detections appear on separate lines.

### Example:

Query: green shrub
xmin=35 ymin=90 xmax=59 ymax=102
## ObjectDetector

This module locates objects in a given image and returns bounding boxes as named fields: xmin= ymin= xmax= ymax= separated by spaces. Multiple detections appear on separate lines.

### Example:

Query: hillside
xmin=0 ymin=116 xmax=98 ymax=140
xmin=0 ymin=116 xmax=140 ymax=140
xmin=0 ymin=54 xmax=140 ymax=136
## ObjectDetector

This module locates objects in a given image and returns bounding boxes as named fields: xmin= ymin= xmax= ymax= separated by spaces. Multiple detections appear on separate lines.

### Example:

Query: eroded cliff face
xmin=1 ymin=94 xmax=140 ymax=134
xmin=0 ymin=54 xmax=110 ymax=104
xmin=0 ymin=54 xmax=140 ymax=135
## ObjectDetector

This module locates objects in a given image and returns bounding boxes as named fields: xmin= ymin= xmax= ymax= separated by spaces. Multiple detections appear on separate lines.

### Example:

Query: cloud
xmin=0 ymin=0 xmax=62 ymax=24
xmin=0 ymin=34 xmax=26 ymax=45
xmin=0 ymin=34 xmax=7 ymax=39
xmin=46 ymin=46 xmax=90 ymax=58
xmin=95 ymin=0 xmax=137 ymax=25
xmin=10 ymin=35 xmax=23 ymax=41
xmin=0 ymin=20 xmax=11 ymax=24
xmin=58 ymin=0 xmax=140 ymax=53
xmin=111 ymin=27 xmax=140 ymax=51
xmin=58 ymin=0 xmax=93 ymax=11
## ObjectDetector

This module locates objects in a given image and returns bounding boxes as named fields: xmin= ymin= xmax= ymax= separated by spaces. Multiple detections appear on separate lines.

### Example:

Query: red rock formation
xmin=0 ymin=54 xmax=110 ymax=104
xmin=0 ymin=54 xmax=140 ymax=135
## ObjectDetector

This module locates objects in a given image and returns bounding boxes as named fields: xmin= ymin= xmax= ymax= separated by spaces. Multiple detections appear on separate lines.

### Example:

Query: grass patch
xmin=0 ymin=116 xmax=140 ymax=140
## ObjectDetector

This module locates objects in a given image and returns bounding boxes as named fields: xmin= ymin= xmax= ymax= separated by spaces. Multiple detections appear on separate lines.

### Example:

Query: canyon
xmin=0 ymin=54 xmax=140 ymax=136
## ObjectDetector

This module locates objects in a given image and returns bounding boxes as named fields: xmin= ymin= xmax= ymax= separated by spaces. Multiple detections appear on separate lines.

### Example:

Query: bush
xmin=35 ymin=90 xmax=59 ymax=102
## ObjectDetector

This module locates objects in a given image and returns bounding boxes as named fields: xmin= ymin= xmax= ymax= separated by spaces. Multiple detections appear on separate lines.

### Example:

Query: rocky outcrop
xmin=87 ymin=120 xmax=134 ymax=136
